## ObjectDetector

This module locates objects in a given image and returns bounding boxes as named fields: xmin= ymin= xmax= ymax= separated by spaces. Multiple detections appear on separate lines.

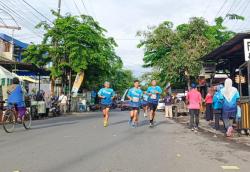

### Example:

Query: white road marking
xmin=221 ymin=166 xmax=240 ymax=170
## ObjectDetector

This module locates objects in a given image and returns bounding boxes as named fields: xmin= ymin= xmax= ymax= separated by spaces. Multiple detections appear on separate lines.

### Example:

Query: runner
xmin=147 ymin=80 xmax=162 ymax=127
xmin=98 ymin=81 xmax=115 ymax=127
xmin=127 ymin=80 xmax=143 ymax=128
xmin=142 ymin=91 xmax=149 ymax=117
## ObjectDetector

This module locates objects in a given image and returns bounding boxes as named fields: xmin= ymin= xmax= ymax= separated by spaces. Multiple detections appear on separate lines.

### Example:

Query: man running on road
xmin=147 ymin=80 xmax=162 ymax=127
xmin=127 ymin=80 xmax=143 ymax=128
xmin=98 ymin=81 xmax=115 ymax=127
xmin=142 ymin=91 xmax=149 ymax=117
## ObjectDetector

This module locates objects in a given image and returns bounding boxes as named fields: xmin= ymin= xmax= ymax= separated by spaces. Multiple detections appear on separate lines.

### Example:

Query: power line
xmin=21 ymin=0 xmax=53 ymax=24
xmin=0 ymin=0 xmax=43 ymax=38
xmin=232 ymin=0 xmax=250 ymax=30
xmin=80 ymin=0 xmax=89 ymax=15
xmin=0 ymin=8 xmax=19 ymax=27
xmin=73 ymin=0 xmax=82 ymax=16
xmin=236 ymin=0 xmax=250 ymax=31
xmin=215 ymin=0 xmax=228 ymax=17
xmin=8 ymin=0 xmax=43 ymax=25
xmin=223 ymin=0 xmax=238 ymax=21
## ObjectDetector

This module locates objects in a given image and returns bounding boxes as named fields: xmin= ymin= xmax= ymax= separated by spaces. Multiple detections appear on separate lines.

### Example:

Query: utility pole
xmin=58 ymin=0 xmax=61 ymax=15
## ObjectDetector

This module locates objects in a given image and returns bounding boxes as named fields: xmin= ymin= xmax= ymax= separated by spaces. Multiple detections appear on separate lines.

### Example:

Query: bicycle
xmin=1 ymin=101 xmax=32 ymax=133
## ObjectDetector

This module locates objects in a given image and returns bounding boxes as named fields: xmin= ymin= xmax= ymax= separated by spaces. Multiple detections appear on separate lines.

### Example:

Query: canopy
xmin=18 ymin=76 xmax=39 ymax=83
xmin=0 ymin=65 xmax=16 ymax=79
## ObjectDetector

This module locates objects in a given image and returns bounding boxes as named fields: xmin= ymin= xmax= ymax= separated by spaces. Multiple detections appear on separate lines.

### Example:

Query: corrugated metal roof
xmin=202 ymin=33 xmax=250 ymax=61
xmin=0 ymin=33 xmax=28 ymax=49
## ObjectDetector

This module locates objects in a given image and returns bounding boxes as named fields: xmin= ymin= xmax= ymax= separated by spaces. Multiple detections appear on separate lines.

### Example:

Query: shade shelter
xmin=202 ymin=33 xmax=250 ymax=130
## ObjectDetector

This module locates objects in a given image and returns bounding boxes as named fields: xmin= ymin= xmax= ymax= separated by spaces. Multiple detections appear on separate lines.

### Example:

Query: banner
xmin=244 ymin=39 xmax=250 ymax=61
xmin=71 ymin=72 xmax=84 ymax=97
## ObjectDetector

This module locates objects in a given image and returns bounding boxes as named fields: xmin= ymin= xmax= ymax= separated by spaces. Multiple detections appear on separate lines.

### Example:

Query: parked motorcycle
xmin=50 ymin=96 xmax=60 ymax=117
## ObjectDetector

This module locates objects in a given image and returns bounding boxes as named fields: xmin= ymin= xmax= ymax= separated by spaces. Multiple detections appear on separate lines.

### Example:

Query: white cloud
xmin=1 ymin=0 xmax=250 ymax=76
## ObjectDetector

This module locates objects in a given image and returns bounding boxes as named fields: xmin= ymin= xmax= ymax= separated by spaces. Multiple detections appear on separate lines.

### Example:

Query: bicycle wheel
xmin=22 ymin=109 xmax=32 ymax=129
xmin=3 ymin=110 xmax=16 ymax=133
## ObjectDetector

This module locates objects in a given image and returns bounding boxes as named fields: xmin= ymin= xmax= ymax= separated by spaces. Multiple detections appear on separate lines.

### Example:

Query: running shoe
xmin=128 ymin=120 xmax=132 ymax=126
xmin=131 ymin=122 xmax=137 ymax=128
xmin=226 ymin=126 xmax=233 ymax=137
xmin=104 ymin=120 xmax=108 ymax=127
xmin=194 ymin=127 xmax=198 ymax=133
xmin=149 ymin=122 xmax=154 ymax=128
xmin=191 ymin=128 xmax=194 ymax=131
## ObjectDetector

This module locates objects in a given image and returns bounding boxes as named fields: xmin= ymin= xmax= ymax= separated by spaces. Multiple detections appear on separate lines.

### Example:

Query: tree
xmin=137 ymin=17 xmax=236 ymax=88
xmin=23 ymin=11 xmax=120 ymax=94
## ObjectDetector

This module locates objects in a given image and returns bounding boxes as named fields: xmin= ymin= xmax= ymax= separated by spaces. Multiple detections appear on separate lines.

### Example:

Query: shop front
xmin=202 ymin=33 xmax=250 ymax=131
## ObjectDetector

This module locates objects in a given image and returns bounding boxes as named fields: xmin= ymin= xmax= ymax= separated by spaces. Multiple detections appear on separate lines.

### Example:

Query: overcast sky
xmin=1 ymin=0 xmax=250 ymax=76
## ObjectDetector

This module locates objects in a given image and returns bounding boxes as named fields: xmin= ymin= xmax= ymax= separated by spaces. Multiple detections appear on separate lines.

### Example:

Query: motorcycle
xmin=50 ymin=96 xmax=60 ymax=117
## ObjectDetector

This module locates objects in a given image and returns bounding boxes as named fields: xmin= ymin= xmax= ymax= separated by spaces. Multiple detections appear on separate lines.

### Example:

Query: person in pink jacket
xmin=186 ymin=83 xmax=202 ymax=132
xmin=205 ymin=88 xmax=214 ymax=124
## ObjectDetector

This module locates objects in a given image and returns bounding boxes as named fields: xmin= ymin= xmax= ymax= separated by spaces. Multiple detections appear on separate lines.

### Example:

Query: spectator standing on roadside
xmin=213 ymin=84 xmax=224 ymax=130
xmin=59 ymin=92 xmax=68 ymax=114
xmin=205 ymin=88 xmax=214 ymax=124
xmin=186 ymin=83 xmax=202 ymax=132
xmin=164 ymin=89 xmax=173 ymax=119
xmin=221 ymin=78 xmax=240 ymax=137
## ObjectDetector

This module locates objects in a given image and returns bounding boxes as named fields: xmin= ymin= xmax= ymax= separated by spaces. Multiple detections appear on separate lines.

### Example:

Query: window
xmin=1 ymin=78 xmax=5 ymax=86
xmin=4 ymin=42 xmax=10 ymax=52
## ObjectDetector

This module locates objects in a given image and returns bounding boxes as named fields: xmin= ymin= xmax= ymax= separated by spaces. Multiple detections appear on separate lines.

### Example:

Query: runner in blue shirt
xmin=147 ymin=80 xmax=162 ymax=127
xmin=142 ymin=91 xmax=149 ymax=117
xmin=127 ymin=80 xmax=143 ymax=128
xmin=98 ymin=81 xmax=115 ymax=127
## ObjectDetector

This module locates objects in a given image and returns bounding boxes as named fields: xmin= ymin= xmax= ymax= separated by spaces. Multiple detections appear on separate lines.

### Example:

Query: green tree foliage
xmin=23 ymin=11 xmax=132 ymax=93
xmin=137 ymin=17 xmax=236 ymax=88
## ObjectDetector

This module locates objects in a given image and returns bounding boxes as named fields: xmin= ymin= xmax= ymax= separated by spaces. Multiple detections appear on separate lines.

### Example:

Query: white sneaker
xmin=144 ymin=113 xmax=147 ymax=117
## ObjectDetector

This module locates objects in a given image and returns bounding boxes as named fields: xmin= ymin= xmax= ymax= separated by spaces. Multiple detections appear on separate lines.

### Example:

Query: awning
xmin=0 ymin=65 xmax=16 ymax=79
xmin=0 ymin=57 xmax=50 ymax=76
xmin=18 ymin=76 xmax=39 ymax=83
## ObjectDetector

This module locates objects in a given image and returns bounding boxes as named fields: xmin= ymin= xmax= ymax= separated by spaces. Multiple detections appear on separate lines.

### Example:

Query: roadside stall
xmin=0 ymin=58 xmax=50 ymax=119
xmin=202 ymin=33 xmax=250 ymax=133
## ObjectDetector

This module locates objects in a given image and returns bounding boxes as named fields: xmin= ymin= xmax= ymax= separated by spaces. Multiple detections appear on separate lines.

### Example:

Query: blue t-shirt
xmin=147 ymin=86 xmax=162 ymax=104
xmin=7 ymin=84 xmax=25 ymax=107
xmin=127 ymin=87 xmax=143 ymax=107
xmin=98 ymin=88 xmax=115 ymax=105
xmin=212 ymin=91 xmax=223 ymax=110
xmin=143 ymin=93 xmax=149 ymax=102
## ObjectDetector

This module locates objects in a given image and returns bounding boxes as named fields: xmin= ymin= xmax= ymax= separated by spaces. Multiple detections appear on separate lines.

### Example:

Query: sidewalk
xmin=175 ymin=114 xmax=250 ymax=147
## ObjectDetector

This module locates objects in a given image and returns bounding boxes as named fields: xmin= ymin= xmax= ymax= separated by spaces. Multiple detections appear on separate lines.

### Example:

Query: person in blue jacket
xmin=147 ymin=80 xmax=162 ymax=127
xmin=127 ymin=80 xmax=143 ymax=128
xmin=98 ymin=81 xmax=115 ymax=127
xmin=7 ymin=77 xmax=26 ymax=120
xmin=213 ymin=84 xmax=224 ymax=130
xmin=221 ymin=78 xmax=240 ymax=137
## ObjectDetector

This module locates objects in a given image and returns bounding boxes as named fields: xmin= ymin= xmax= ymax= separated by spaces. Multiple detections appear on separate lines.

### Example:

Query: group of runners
xmin=98 ymin=80 xmax=162 ymax=128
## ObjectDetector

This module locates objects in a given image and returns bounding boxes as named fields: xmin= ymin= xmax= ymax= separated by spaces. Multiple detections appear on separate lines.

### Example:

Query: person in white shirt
xmin=58 ymin=92 xmax=67 ymax=113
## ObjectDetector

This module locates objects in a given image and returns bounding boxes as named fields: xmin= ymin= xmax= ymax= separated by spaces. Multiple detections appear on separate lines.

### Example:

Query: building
xmin=0 ymin=33 xmax=28 ymax=62
xmin=202 ymin=33 xmax=250 ymax=130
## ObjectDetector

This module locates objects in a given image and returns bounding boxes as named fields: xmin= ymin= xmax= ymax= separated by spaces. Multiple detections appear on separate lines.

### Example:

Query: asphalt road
xmin=0 ymin=110 xmax=250 ymax=172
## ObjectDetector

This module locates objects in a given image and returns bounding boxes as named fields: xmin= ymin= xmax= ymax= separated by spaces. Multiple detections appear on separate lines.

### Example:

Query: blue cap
xmin=191 ymin=83 xmax=197 ymax=88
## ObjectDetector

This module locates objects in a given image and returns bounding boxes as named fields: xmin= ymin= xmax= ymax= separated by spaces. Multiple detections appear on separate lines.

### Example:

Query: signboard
xmin=71 ymin=72 xmax=84 ymax=97
xmin=235 ymin=75 xmax=246 ymax=84
xmin=203 ymin=63 xmax=216 ymax=73
xmin=244 ymin=39 xmax=250 ymax=61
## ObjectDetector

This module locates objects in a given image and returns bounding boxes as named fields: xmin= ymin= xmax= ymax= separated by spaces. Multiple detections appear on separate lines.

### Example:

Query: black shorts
xmin=100 ymin=104 xmax=111 ymax=110
xmin=148 ymin=103 xmax=158 ymax=111
xmin=129 ymin=106 xmax=140 ymax=111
